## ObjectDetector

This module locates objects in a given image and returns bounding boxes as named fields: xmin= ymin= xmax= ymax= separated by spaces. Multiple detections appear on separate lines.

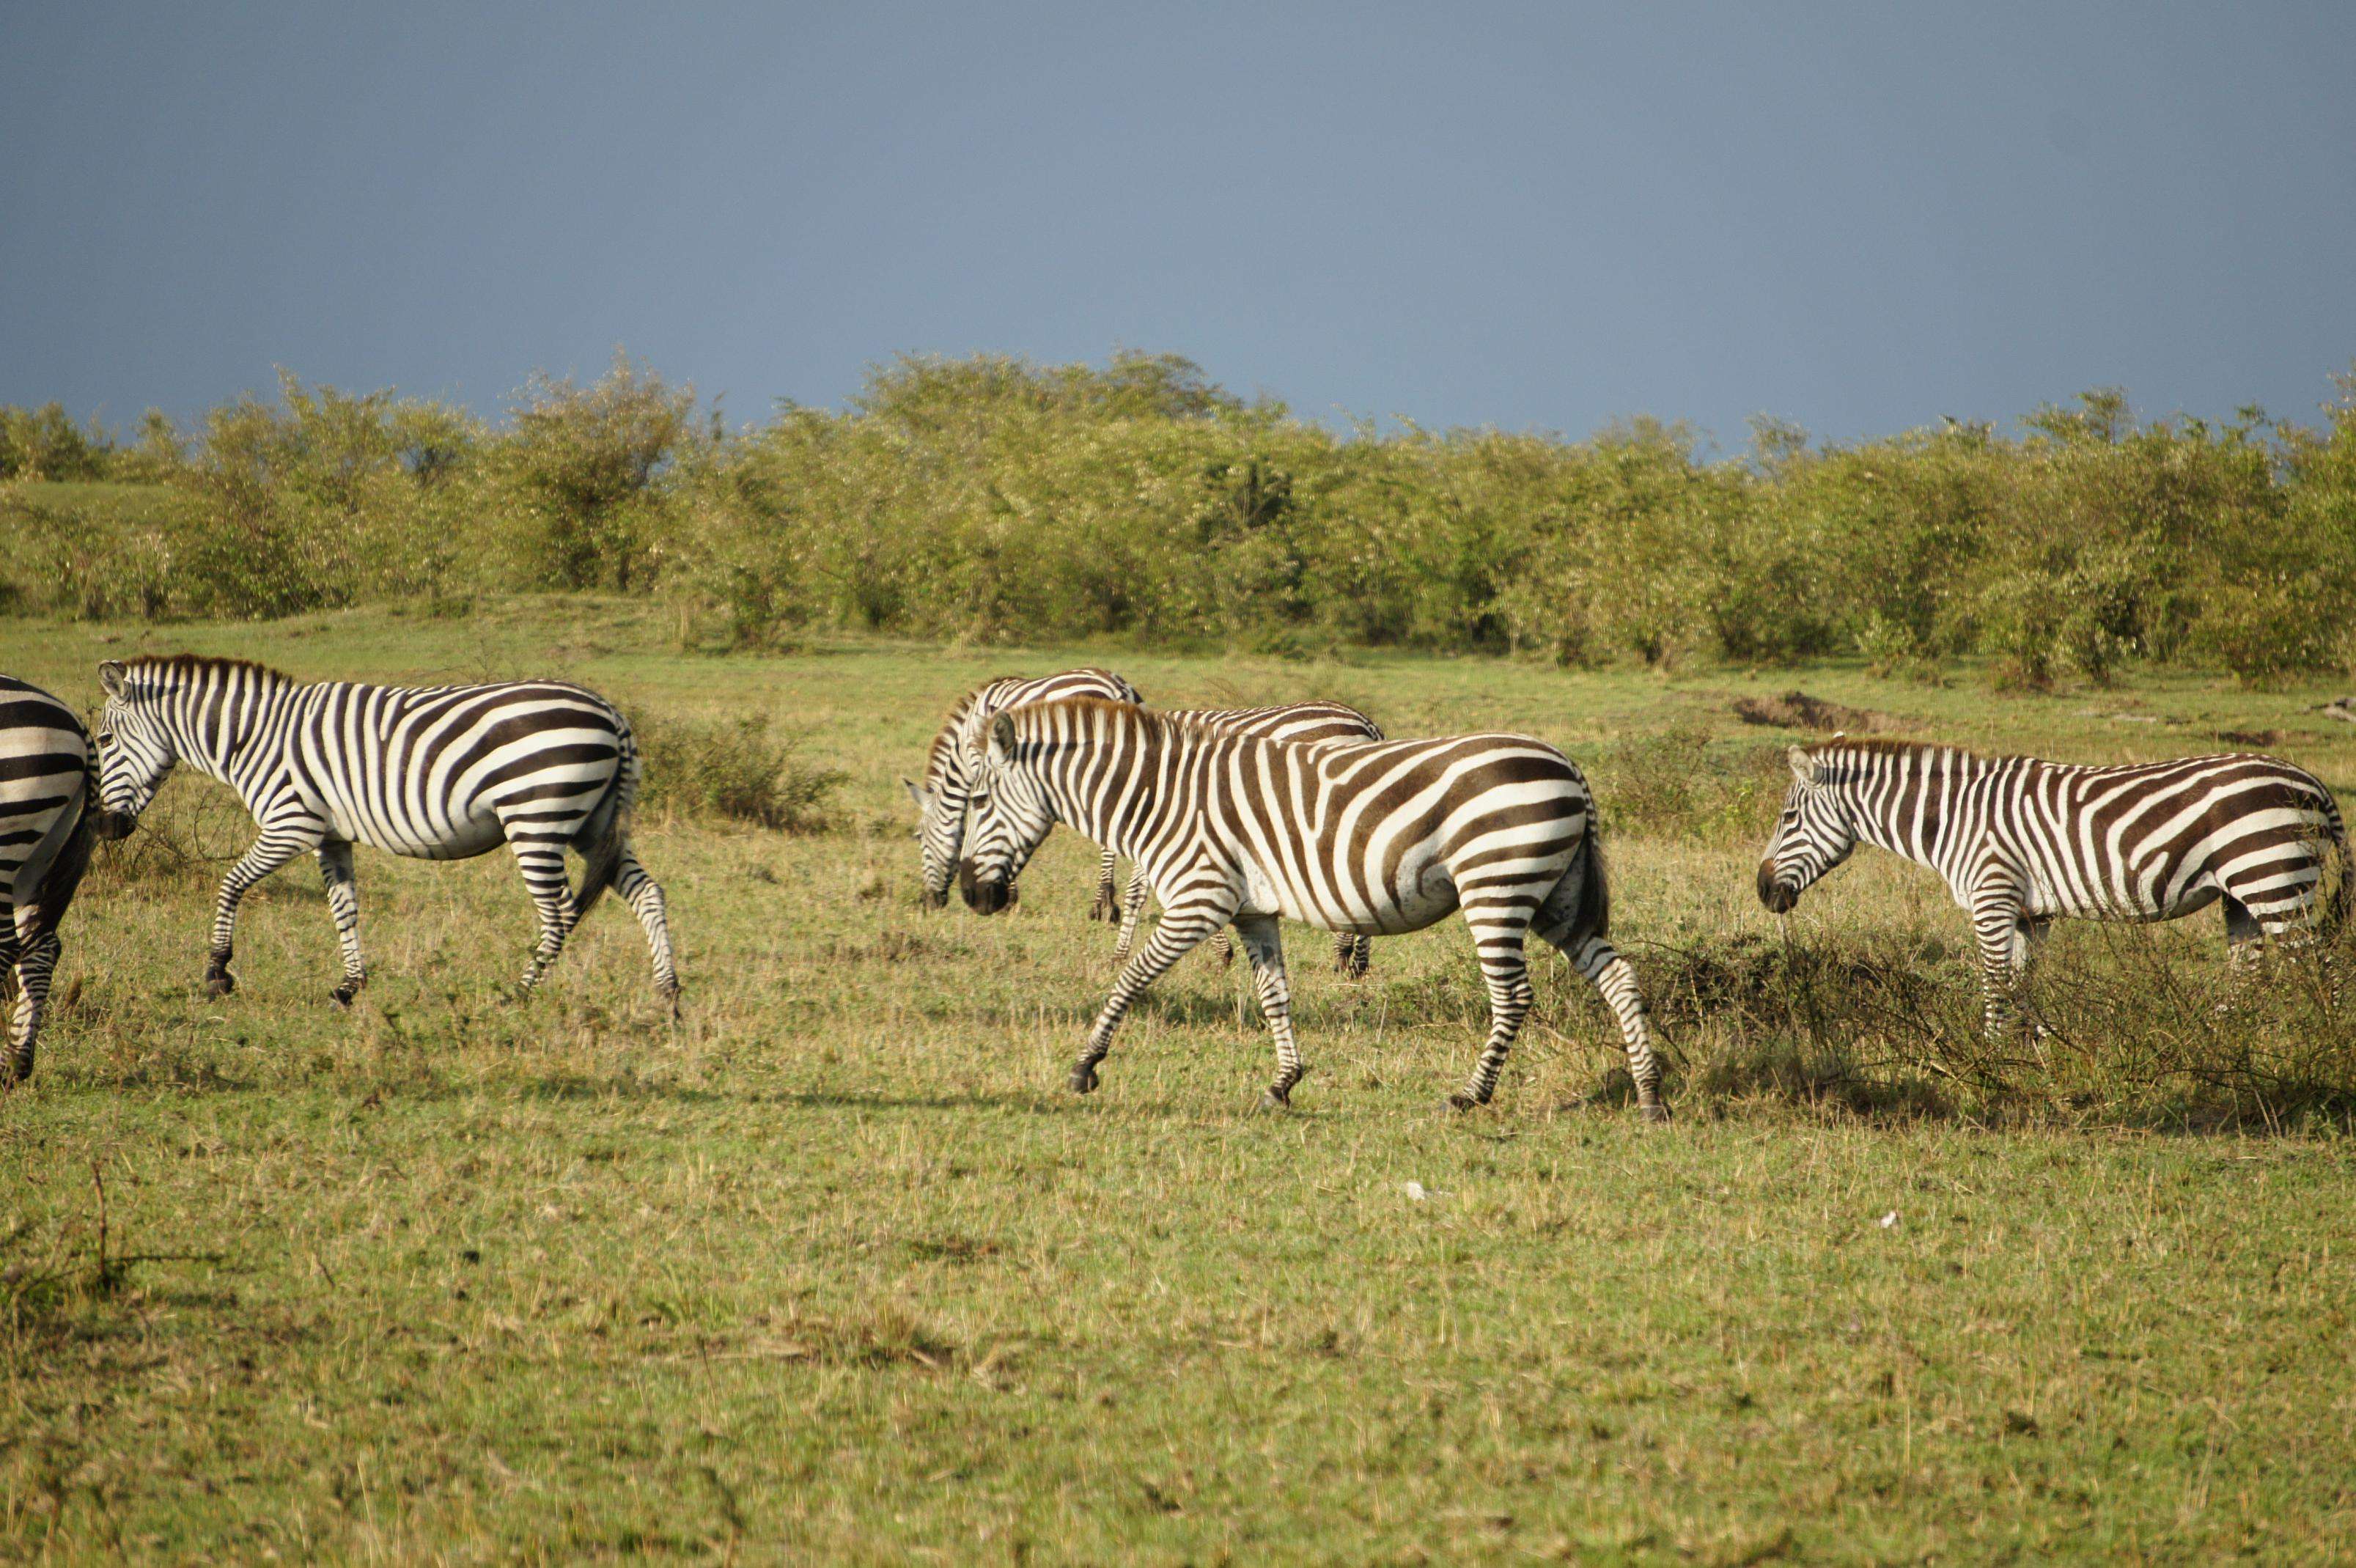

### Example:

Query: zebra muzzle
xmin=1757 ymin=863 xmax=1797 ymax=913
xmin=958 ymin=861 xmax=1015 ymax=915
xmin=91 ymin=809 xmax=139 ymax=842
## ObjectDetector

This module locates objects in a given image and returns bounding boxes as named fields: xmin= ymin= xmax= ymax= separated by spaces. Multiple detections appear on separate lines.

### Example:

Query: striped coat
xmin=96 ymin=656 xmax=677 ymax=1011
xmin=1116 ymin=702 xmax=1386 ymax=977
xmin=1758 ymin=739 xmax=2347 ymax=1034
xmin=906 ymin=669 xmax=1143 ymax=916
xmin=0 ymin=677 xmax=119 ymax=1083
xmin=957 ymin=697 xmax=1665 ymax=1117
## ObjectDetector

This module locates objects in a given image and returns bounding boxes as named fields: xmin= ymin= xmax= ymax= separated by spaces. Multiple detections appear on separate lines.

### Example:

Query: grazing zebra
xmin=957 ymin=698 xmax=1666 ymax=1118
xmin=1112 ymin=701 xmax=1385 ymax=977
xmin=905 ymin=669 xmax=1143 ymax=917
xmin=95 ymin=656 xmax=678 ymax=1012
xmin=1757 ymin=738 xmax=2348 ymax=1035
xmin=0 ymin=677 xmax=125 ymax=1083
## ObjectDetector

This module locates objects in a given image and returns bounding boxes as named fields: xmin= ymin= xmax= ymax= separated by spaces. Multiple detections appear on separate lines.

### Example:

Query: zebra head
xmin=1758 ymin=744 xmax=1858 ymax=913
xmin=901 ymin=772 xmax=962 ymax=910
xmin=958 ymin=713 xmax=1051 ymax=916
xmin=94 ymin=659 xmax=179 ymax=827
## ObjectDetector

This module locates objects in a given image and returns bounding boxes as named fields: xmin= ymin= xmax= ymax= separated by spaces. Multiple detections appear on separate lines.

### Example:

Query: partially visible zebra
xmin=1112 ymin=701 xmax=1385 ymax=976
xmin=905 ymin=669 xmax=1143 ymax=916
xmin=1758 ymin=738 xmax=2348 ymax=1034
xmin=0 ymin=677 xmax=125 ymax=1083
xmin=957 ymin=697 xmax=1666 ymax=1118
xmin=95 ymin=656 xmax=678 ymax=1012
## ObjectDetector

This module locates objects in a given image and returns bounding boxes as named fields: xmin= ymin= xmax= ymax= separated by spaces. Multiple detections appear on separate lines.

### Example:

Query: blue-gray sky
xmin=4 ymin=2 xmax=2352 ymax=446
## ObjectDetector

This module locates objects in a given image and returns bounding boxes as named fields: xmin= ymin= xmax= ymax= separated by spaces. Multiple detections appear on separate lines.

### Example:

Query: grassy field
xmin=4 ymin=599 xmax=2355 ymax=1561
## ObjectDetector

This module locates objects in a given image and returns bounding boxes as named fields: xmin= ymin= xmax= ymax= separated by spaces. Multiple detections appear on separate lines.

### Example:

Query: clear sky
xmin=4 ymin=2 xmax=2352 ymax=446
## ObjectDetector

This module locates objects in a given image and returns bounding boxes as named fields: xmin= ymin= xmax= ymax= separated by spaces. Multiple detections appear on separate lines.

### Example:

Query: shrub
xmin=633 ymin=713 xmax=844 ymax=833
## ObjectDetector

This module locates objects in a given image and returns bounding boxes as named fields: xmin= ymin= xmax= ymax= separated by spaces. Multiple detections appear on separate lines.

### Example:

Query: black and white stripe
xmin=1758 ymin=739 xmax=2348 ymax=1034
xmin=95 ymin=656 xmax=678 ymax=1011
xmin=0 ymin=677 xmax=119 ymax=1083
xmin=1113 ymin=702 xmax=1385 ymax=976
xmin=957 ymin=697 xmax=1665 ymax=1117
xmin=905 ymin=669 xmax=1143 ymax=916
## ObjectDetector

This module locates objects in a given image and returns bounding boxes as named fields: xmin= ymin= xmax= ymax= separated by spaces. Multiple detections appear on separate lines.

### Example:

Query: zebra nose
xmin=92 ymin=809 xmax=138 ymax=842
xmin=1757 ymin=862 xmax=1796 ymax=913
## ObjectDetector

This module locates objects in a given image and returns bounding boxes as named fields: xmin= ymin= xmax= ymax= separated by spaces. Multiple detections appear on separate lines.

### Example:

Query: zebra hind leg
xmin=1332 ymin=932 xmax=1371 ymax=978
xmin=613 ymin=844 xmax=682 ymax=1020
xmin=1232 ymin=916 xmax=1305 ymax=1108
xmin=1530 ymin=873 xmax=1668 ymax=1122
xmin=7 ymin=933 xmax=60 ymax=1085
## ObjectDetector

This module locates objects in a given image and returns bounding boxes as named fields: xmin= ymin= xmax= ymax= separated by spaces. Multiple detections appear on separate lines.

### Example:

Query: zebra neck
xmin=163 ymin=684 xmax=283 ymax=791
xmin=1038 ymin=725 xmax=1159 ymax=867
xmin=1838 ymin=750 xmax=1987 ymax=872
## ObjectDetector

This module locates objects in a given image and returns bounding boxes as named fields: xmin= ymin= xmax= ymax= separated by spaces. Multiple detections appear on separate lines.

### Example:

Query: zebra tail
xmin=570 ymin=721 xmax=640 ymax=928
xmin=19 ymin=751 xmax=102 ymax=947
xmin=1568 ymin=810 xmax=1611 ymax=943
xmin=2323 ymin=796 xmax=2354 ymax=938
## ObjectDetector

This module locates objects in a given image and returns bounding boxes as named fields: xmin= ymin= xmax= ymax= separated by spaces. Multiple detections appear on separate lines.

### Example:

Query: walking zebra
xmin=0 ymin=677 xmax=125 ymax=1083
xmin=1757 ymin=739 xmax=2348 ymax=1035
xmin=905 ymin=669 xmax=1143 ymax=917
xmin=957 ymin=698 xmax=1666 ymax=1117
xmin=95 ymin=656 xmax=678 ymax=1012
xmin=1111 ymin=701 xmax=1385 ymax=977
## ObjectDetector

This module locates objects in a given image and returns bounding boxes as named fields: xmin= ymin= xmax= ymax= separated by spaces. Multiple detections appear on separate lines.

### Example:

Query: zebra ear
xmin=97 ymin=660 xmax=128 ymax=698
xmin=900 ymin=776 xmax=932 ymax=814
xmin=989 ymin=713 xmax=1017 ymax=759
xmin=1787 ymin=746 xmax=1816 ymax=784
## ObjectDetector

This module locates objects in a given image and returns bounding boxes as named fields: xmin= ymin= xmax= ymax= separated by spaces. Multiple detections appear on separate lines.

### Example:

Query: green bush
xmin=633 ymin=713 xmax=844 ymax=833
xmin=10 ymin=354 xmax=2356 ymax=682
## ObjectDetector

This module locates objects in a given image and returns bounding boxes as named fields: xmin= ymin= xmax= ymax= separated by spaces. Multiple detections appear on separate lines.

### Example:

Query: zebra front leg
xmin=2 ymin=932 xmax=50 ymax=1086
xmin=1333 ymin=932 xmax=1372 ymax=978
xmin=205 ymin=820 xmax=324 ymax=997
xmin=1968 ymin=887 xmax=2027 ymax=1040
xmin=1071 ymin=896 xmax=1232 ymax=1094
xmin=1089 ymin=850 xmax=1124 ymax=922
xmin=1232 ymin=916 xmax=1306 ymax=1108
xmin=317 ymin=839 xmax=367 ymax=1007
xmin=612 ymin=847 xmax=682 ymax=1019
xmin=1112 ymin=866 xmax=1152 ymax=963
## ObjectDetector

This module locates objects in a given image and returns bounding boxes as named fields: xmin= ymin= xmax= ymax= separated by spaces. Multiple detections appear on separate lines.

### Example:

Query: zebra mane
xmin=1802 ymin=737 xmax=1992 ymax=787
xmin=122 ymin=653 xmax=295 ymax=690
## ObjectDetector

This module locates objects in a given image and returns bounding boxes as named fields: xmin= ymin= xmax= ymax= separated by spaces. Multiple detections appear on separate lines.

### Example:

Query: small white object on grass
xmin=1878 ymin=1210 xmax=1899 ymax=1229
xmin=1405 ymin=1181 xmax=1431 ymax=1202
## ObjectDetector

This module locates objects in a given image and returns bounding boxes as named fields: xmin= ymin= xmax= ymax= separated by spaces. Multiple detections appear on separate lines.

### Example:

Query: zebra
xmin=1757 ymin=738 xmax=2348 ymax=1035
xmin=0 ymin=677 xmax=127 ymax=1083
xmin=94 ymin=655 xmax=679 ymax=1013
xmin=1111 ymin=701 xmax=1385 ymax=977
xmin=904 ymin=669 xmax=1144 ymax=919
xmin=955 ymin=697 xmax=1667 ymax=1118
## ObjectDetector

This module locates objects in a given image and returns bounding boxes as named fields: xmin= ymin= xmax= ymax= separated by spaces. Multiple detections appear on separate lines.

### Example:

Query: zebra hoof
xmin=203 ymin=968 xmax=235 ymax=999
xmin=1444 ymin=1091 xmax=1483 ymax=1112
xmin=1640 ymin=1102 xmax=1672 ymax=1125
xmin=1256 ymin=1089 xmax=1292 ymax=1112
xmin=1069 ymin=1063 xmax=1100 ymax=1095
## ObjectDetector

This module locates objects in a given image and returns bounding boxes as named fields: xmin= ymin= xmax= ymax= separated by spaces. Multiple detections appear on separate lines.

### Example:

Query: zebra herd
xmin=0 ymin=655 xmax=2345 ymax=1113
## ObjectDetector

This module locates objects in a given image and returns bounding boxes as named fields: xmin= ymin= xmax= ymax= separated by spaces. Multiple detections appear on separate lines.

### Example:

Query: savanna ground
xmin=4 ymin=597 xmax=2355 ymax=1562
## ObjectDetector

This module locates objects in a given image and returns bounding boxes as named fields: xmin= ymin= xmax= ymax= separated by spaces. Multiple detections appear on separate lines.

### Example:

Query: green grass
xmin=4 ymin=600 xmax=2355 ymax=1561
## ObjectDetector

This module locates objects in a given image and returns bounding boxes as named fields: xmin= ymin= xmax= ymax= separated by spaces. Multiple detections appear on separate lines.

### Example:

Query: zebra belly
xmin=1238 ymin=855 xmax=1457 ymax=935
xmin=336 ymin=808 xmax=510 ymax=862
